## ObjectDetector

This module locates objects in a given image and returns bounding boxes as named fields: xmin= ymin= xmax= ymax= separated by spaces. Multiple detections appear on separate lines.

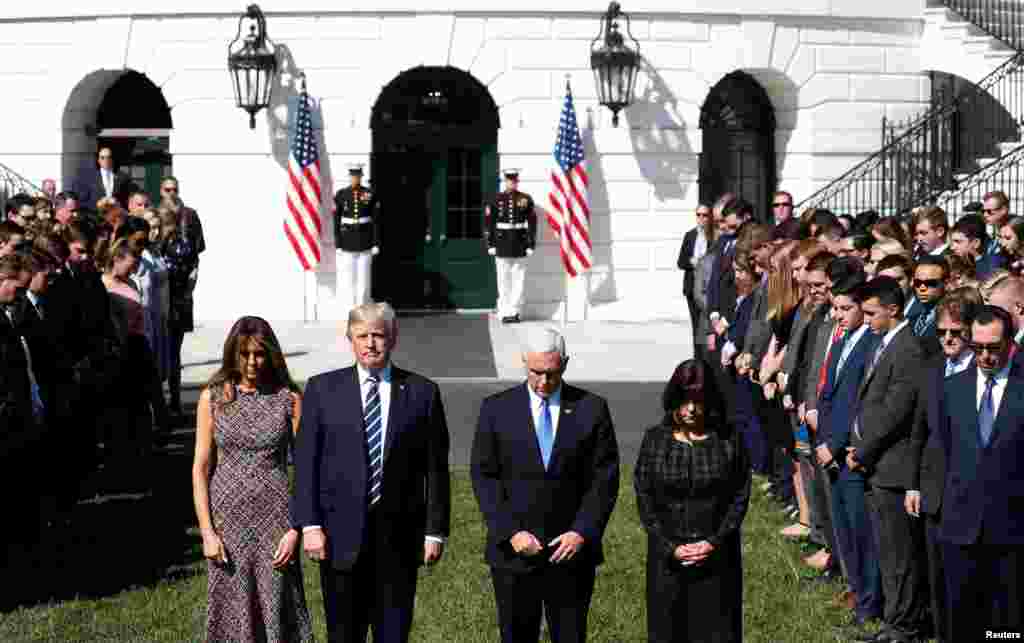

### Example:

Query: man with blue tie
xmin=814 ymin=270 xmax=884 ymax=629
xmin=938 ymin=305 xmax=1023 ymax=641
xmin=906 ymin=293 xmax=976 ymax=643
xmin=471 ymin=327 xmax=620 ymax=643
xmin=293 ymin=302 xmax=451 ymax=643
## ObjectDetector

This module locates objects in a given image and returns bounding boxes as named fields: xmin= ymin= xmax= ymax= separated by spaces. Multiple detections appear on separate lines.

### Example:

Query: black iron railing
xmin=936 ymin=142 xmax=1024 ymax=214
xmin=798 ymin=51 xmax=1024 ymax=217
xmin=943 ymin=0 xmax=1024 ymax=51
xmin=0 ymin=162 xmax=42 ymax=215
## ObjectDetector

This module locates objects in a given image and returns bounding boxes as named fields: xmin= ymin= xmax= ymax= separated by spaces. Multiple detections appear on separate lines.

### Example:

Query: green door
xmin=373 ymin=141 xmax=497 ymax=309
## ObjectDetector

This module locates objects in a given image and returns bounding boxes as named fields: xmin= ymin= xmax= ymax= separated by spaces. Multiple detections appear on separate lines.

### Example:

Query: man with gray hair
xmin=294 ymin=302 xmax=451 ymax=643
xmin=471 ymin=326 xmax=619 ymax=643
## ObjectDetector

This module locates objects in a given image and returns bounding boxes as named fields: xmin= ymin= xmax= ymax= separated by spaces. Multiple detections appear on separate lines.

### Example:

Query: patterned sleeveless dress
xmin=207 ymin=386 xmax=313 ymax=642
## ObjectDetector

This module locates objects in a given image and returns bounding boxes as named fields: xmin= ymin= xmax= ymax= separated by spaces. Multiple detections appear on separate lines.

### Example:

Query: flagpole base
xmin=564 ymin=272 xmax=589 ymax=323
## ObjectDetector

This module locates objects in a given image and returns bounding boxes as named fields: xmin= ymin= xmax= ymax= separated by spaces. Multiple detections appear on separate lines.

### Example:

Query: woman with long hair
xmin=162 ymin=206 xmax=197 ymax=416
xmin=997 ymin=215 xmax=1024 ymax=273
xmin=192 ymin=316 xmax=313 ymax=642
xmin=634 ymin=359 xmax=750 ymax=642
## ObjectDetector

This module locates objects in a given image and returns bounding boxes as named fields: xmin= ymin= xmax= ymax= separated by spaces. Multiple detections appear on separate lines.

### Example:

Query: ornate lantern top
xmin=590 ymin=1 xmax=642 ymax=127
xmin=227 ymin=4 xmax=278 ymax=129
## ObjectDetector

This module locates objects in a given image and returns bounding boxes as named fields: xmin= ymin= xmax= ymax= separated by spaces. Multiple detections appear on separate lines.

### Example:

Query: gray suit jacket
xmin=851 ymin=324 xmax=925 ymax=489
xmin=741 ymin=282 xmax=771 ymax=370
xmin=803 ymin=315 xmax=837 ymax=412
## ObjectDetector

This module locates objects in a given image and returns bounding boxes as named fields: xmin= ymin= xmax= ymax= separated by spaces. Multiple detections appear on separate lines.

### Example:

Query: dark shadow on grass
xmin=0 ymin=400 xmax=203 ymax=612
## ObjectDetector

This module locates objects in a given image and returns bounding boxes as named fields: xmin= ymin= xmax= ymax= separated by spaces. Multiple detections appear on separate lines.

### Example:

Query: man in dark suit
xmin=847 ymin=276 xmax=928 ymax=643
xmin=951 ymin=215 xmax=1001 ymax=281
xmin=293 ymin=302 xmax=451 ymax=643
xmin=938 ymin=305 xmax=1023 ymax=641
xmin=677 ymin=204 xmax=710 ymax=351
xmin=906 ymin=255 xmax=947 ymax=358
xmin=72 ymin=147 xmax=132 ymax=212
xmin=906 ymin=294 xmax=975 ymax=643
xmin=815 ymin=271 xmax=884 ymax=627
xmin=471 ymin=326 xmax=619 ymax=643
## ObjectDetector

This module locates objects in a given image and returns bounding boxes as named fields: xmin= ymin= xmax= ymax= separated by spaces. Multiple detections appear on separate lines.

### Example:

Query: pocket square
xmin=564 ymin=408 xmax=574 ymax=415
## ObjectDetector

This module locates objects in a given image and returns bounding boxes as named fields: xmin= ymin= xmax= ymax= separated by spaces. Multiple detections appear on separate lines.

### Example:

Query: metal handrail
xmin=943 ymin=0 xmax=1024 ymax=51
xmin=936 ymin=142 xmax=1024 ymax=214
xmin=0 ymin=162 xmax=43 ymax=214
xmin=798 ymin=51 xmax=1024 ymax=216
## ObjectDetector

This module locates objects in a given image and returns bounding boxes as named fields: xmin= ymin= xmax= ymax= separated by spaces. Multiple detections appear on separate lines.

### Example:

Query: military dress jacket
xmin=333 ymin=186 xmax=381 ymax=253
xmin=486 ymin=190 xmax=537 ymax=258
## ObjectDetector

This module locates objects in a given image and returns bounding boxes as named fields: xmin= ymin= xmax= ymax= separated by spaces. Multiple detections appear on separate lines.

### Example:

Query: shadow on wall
xmin=583 ymin=108 xmax=618 ymax=306
xmin=61 ymin=70 xmax=124 ymax=192
xmin=265 ymin=44 xmax=338 ymax=314
xmin=628 ymin=59 xmax=697 ymax=203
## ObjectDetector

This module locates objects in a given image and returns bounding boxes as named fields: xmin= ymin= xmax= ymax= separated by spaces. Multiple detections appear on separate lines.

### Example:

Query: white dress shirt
xmin=879 ymin=319 xmax=910 ymax=356
xmin=527 ymin=383 xmax=562 ymax=439
xmin=976 ymin=363 xmax=1011 ymax=415
xmin=102 ymin=168 xmax=114 ymax=196
xmin=692 ymin=228 xmax=708 ymax=265
xmin=929 ymin=243 xmax=948 ymax=256
xmin=26 ymin=291 xmax=43 ymax=319
xmin=945 ymin=351 xmax=974 ymax=378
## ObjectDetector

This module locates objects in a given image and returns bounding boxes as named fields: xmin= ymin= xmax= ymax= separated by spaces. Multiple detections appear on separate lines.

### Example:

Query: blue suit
xmin=471 ymin=383 xmax=619 ymax=643
xmin=938 ymin=367 xmax=1024 ymax=640
xmin=293 ymin=365 xmax=451 ymax=643
xmin=816 ymin=326 xmax=883 ymax=621
xmin=975 ymin=249 xmax=1006 ymax=282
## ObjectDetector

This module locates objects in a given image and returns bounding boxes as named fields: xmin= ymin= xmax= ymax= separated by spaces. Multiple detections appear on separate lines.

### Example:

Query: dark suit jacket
xmin=45 ymin=266 xmax=119 ymax=392
xmin=73 ymin=167 xmax=133 ymax=211
xmin=909 ymin=354 xmax=954 ymax=516
xmin=939 ymin=366 xmax=1024 ymax=545
xmin=705 ymin=237 xmax=737 ymax=327
xmin=816 ymin=327 xmax=879 ymax=465
xmin=907 ymin=304 xmax=942 ymax=358
xmin=975 ymin=251 xmax=1005 ymax=282
xmin=293 ymin=365 xmax=451 ymax=571
xmin=677 ymin=227 xmax=699 ymax=297
xmin=852 ymin=324 xmax=925 ymax=489
xmin=0 ymin=309 xmax=33 ymax=452
xmin=470 ymin=383 xmax=620 ymax=572
xmin=801 ymin=310 xmax=836 ymax=413
xmin=741 ymin=281 xmax=772 ymax=370
xmin=12 ymin=294 xmax=70 ymax=420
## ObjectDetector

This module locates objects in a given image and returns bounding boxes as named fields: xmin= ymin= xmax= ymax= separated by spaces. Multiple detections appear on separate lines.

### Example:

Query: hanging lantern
xmin=590 ymin=2 xmax=642 ymax=127
xmin=227 ymin=4 xmax=277 ymax=129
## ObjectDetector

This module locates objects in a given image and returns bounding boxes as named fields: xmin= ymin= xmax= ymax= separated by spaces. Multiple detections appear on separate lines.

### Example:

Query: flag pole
xmin=562 ymin=74 xmax=572 ymax=329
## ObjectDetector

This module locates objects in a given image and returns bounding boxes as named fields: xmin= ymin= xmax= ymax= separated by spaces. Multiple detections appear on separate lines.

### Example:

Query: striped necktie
xmin=364 ymin=374 xmax=383 ymax=506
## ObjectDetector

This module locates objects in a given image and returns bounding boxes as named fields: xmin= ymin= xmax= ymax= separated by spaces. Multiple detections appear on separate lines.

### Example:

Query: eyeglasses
xmin=772 ymin=202 xmax=793 ymax=208
xmin=936 ymin=327 xmax=964 ymax=339
xmin=161 ymin=186 xmax=178 ymax=193
xmin=913 ymin=278 xmax=943 ymax=289
xmin=807 ymin=281 xmax=829 ymax=291
xmin=969 ymin=341 xmax=1006 ymax=355
xmin=983 ymin=207 xmax=1006 ymax=214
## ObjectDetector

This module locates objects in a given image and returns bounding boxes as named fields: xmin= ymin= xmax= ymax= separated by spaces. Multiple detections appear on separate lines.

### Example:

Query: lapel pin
xmin=565 ymin=408 xmax=574 ymax=415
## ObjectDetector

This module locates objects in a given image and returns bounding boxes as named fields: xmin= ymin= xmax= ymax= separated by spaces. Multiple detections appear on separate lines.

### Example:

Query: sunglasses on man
xmin=913 ymin=278 xmax=943 ymax=289
xmin=936 ymin=327 xmax=964 ymax=339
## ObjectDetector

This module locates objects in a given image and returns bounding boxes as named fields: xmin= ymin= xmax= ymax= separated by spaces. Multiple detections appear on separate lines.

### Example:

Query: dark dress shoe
xmin=511 ymin=314 xmax=521 ymax=323
xmin=500 ymin=316 xmax=512 ymax=324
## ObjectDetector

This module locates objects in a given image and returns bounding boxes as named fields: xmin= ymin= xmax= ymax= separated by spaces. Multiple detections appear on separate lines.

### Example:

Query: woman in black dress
xmin=635 ymin=359 xmax=752 ymax=642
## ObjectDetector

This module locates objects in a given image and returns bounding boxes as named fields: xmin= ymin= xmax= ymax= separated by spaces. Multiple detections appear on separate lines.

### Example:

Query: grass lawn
xmin=1 ymin=468 xmax=874 ymax=642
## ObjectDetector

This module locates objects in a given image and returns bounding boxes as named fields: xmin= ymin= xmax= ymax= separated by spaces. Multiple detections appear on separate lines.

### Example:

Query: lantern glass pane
xmin=260 ymin=67 xmax=274 ymax=107
xmin=609 ymin=65 xmax=624 ymax=105
xmin=245 ymin=68 xmax=259 ymax=108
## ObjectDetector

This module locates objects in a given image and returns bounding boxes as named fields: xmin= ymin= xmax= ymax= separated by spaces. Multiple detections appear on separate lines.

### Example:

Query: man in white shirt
xmin=913 ymin=207 xmax=949 ymax=260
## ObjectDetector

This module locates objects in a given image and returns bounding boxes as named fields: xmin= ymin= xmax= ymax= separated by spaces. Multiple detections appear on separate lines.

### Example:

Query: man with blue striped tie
xmin=472 ymin=326 xmax=620 ymax=643
xmin=293 ymin=302 xmax=451 ymax=643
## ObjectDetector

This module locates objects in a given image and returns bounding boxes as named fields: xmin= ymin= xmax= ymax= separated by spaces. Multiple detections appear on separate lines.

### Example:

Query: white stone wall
xmin=0 ymin=8 xmax=931 ymax=322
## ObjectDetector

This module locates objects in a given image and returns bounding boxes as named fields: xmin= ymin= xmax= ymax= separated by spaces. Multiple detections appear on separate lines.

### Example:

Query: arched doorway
xmin=370 ymin=66 xmax=500 ymax=309
xmin=698 ymin=71 xmax=776 ymax=223
xmin=97 ymin=71 xmax=173 ymax=205
xmin=62 ymin=70 xmax=172 ymax=205
xmin=929 ymin=70 xmax=1018 ymax=176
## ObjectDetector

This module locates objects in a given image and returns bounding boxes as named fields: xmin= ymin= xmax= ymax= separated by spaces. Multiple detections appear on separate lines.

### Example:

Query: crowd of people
xmin=677 ymin=189 xmax=1022 ymax=643
xmin=1 ymin=176 xmax=204 ymax=532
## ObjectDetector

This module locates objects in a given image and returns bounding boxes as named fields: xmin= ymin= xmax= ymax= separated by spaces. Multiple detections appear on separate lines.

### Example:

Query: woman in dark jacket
xmin=635 ymin=359 xmax=752 ymax=642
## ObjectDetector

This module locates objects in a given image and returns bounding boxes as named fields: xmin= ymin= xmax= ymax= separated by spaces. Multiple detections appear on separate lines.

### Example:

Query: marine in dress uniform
xmin=334 ymin=164 xmax=381 ymax=315
xmin=487 ymin=169 xmax=537 ymax=324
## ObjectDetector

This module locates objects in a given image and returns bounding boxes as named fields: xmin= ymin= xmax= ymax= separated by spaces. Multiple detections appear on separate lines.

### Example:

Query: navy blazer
xmin=939 ymin=366 xmax=1024 ymax=545
xmin=816 ymin=327 xmax=878 ymax=465
xmin=706 ymin=237 xmax=737 ymax=324
xmin=975 ymin=251 xmax=1005 ymax=282
xmin=292 ymin=365 xmax=451 ymax=571
xmin=470 ymin=383 xmax=620 ymax=573
xmin=908 ymin=354 xmax=957 ymax=515
xmin=72 ymin=166 xmax=132 ymax=211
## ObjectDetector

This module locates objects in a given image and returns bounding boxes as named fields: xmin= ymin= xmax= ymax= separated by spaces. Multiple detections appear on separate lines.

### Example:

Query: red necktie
xmin=817 ymin=325 xmax=844 ymax=398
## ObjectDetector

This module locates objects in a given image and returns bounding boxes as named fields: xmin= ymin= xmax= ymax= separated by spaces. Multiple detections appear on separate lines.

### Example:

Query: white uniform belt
xmin=496 ymin=222 xmax=527 ymax=230
xmin=340 ymin=216 xmax=372 ymax=225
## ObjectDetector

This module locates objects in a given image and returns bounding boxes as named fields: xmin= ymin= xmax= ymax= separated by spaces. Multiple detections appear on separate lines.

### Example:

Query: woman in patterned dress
xmin=192 ymin=316 xmax=313 ymax=642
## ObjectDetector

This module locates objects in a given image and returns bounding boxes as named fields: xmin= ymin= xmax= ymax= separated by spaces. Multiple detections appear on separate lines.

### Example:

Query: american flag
xmin=284 ymin=81 xmax=322 ymax=271
xmin=547 ymin=81 xmax=592 ymax=278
